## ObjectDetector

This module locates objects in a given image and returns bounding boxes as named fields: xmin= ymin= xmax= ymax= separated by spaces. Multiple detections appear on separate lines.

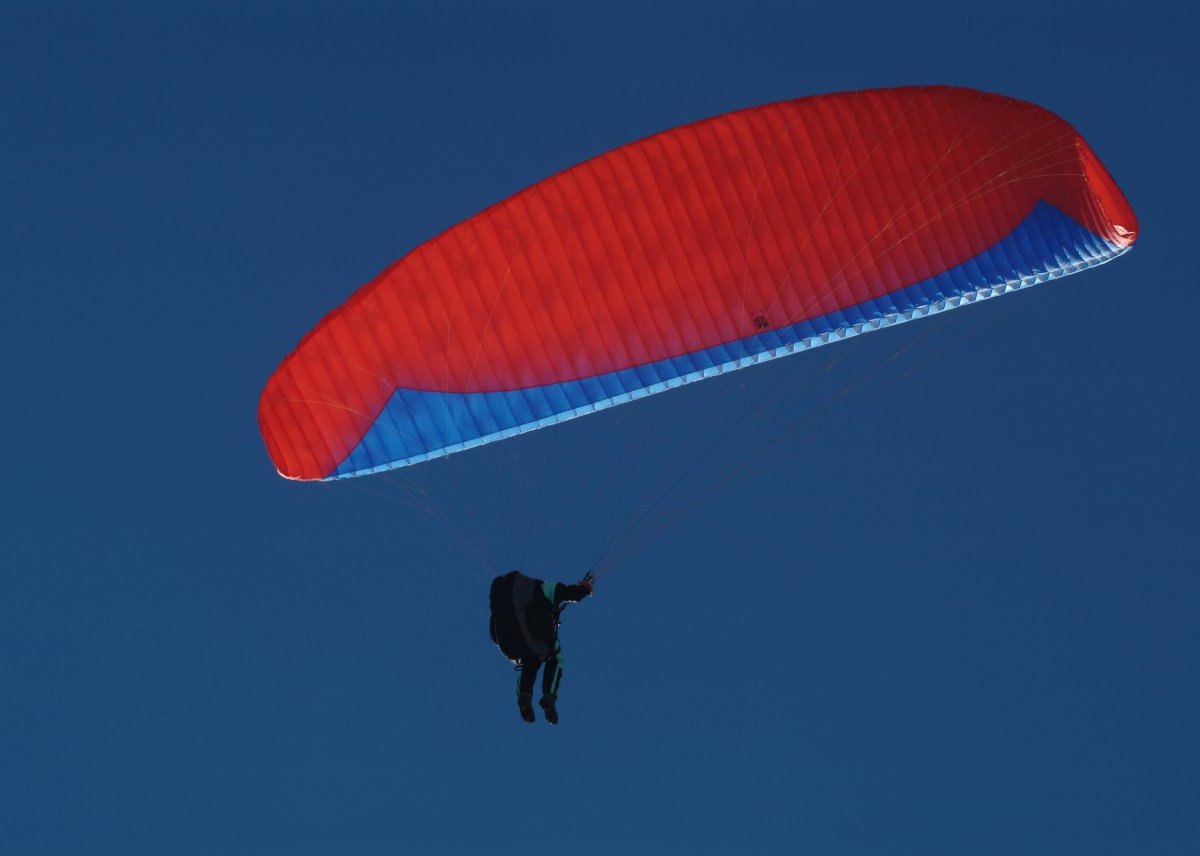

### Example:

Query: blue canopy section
xmin=332 ymin=201 xmax=1126 ymax=479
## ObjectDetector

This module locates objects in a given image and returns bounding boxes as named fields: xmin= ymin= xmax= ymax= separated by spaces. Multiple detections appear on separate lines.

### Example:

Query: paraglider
xmin=259 ymin=85 xmax=1137 ymax=482
xmin=258 ymin=86 xmax=1137 ymax=724
xmin=489 ymin=571 xmax=595 ymax=723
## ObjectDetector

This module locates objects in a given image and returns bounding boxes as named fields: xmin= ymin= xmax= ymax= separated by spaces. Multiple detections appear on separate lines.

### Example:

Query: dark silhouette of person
xmin=489 ymin=570 xmax=593 ymax=724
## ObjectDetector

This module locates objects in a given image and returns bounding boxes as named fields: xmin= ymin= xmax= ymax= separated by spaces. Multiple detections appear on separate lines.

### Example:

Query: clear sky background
xmin=4 ymin=2 xmax=1197 ymax=854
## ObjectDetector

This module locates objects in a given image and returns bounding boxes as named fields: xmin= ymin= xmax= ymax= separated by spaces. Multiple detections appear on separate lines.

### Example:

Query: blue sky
xmin=3 ymin=2 xmax=1197 ymax=853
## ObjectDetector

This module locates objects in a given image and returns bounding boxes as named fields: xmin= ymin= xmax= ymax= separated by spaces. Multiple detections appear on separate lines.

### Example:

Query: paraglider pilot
xmin=489 ymin=570 xmax=594 ymax=724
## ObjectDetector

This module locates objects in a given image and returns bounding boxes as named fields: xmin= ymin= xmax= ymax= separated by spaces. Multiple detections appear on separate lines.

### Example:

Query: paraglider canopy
xmin=259 ymin=86 xmax=1137 ymax=481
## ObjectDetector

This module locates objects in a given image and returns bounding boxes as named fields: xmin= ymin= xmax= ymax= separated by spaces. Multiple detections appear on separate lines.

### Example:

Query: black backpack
xmin=489 ymin=571 xmax=554 ymax=663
